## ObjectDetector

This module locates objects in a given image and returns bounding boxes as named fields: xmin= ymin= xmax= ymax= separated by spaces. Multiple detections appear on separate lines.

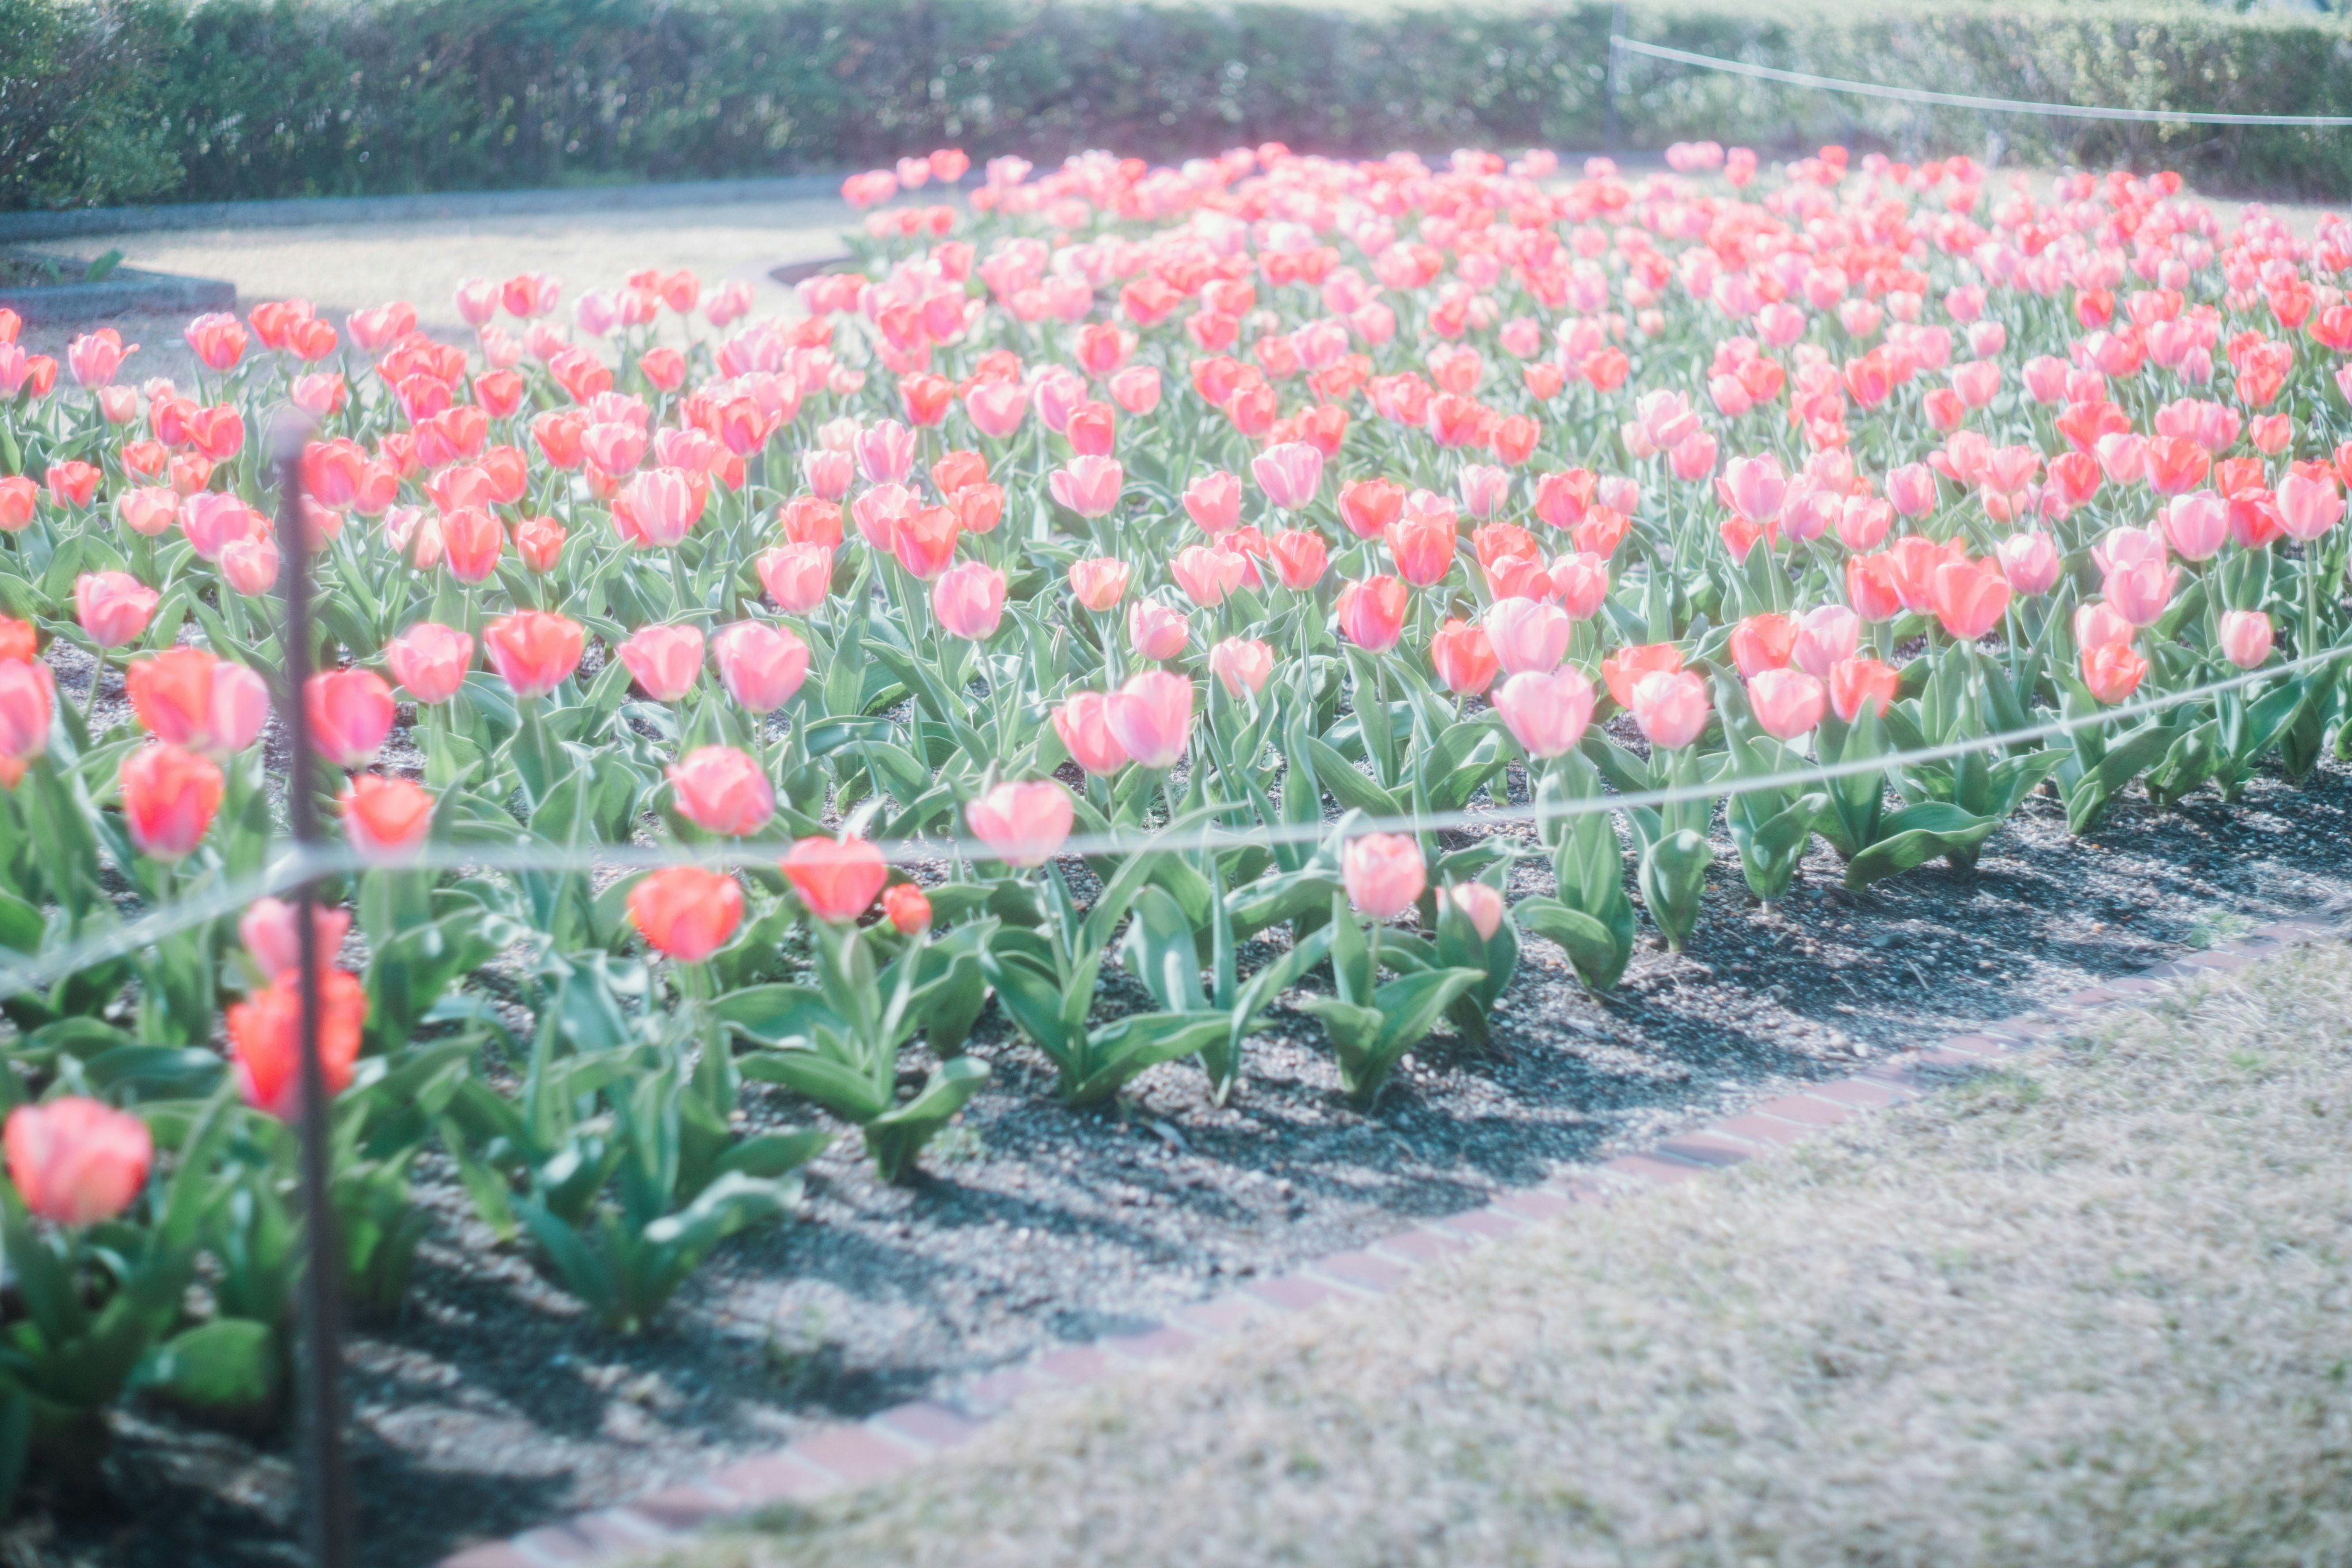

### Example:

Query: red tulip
xmin=304 ymin=669 xmax=397 ymax=769
xmin=483 ymin=611 xmax=585 ymax=698
xmin=1599 ymin=643 xmax=1682 ymax=708
xmin=881 ymin=883 xmax=933 ymax=934
xmin=1828 ymin=657 xmax=1900 ymax=722
xmin=1929 ymin=558 xmax=2011 ymax=641
xmin=440 ymin=505 xmax=505 ymax=584
xmin=4 ymin=1098 xmax=152 ymax=1225
xmin=1341 ymin=833 xmax=1425 ymax=921
xmin=0 ymin=658 xmax=53 ymax=764
xmin=666 ymin=745 xmax=774 ymax=837
xmin=782 ymin=835 xmax=889 ymax=923
xmin=627 ymin=866 xmax=744 ymax=963
xmin=1430 ymin=618 xmax=1499 ymax=696
xmin=228 ymin=968 xmax=367 ymax=1119
xmin=119 ymin=742 xmax=224 ymax=859
xmin=1337 ymin=477 xmax=1406 ymax=540
xmin=515 ymin=514 xmax=567 ymax=573
xmin=384 ymin=622 xmax=473 ymax=705
xmin=1269 ymin=528 xmax=1329 ymax=590
xmin=2081 ymin=641 xmax=2149 ymax=705
xmin=341 ymin=774 xmax=435 ymax=859
xmin=1728 ymin=612 xmax=1796 ymax=677
xmin=126 ymin=647 xmax=269 ymax=756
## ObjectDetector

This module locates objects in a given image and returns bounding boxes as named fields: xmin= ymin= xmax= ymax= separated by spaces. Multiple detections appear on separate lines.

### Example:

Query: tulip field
xmin=2 ymin=139 xmax=2352 ymax=1535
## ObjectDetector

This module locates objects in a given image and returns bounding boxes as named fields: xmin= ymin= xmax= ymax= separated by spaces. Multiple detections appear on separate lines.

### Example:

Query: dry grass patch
xmin=667 ymin=940 xmax=2352 ymax=1568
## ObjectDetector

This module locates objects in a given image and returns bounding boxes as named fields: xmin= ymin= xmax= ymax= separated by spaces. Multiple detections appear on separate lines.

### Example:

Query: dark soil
xmin=15 ymin=753 xmax=2352 ymax=1568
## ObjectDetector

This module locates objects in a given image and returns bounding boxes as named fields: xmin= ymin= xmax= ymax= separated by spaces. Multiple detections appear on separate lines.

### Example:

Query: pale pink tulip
xmin=1630 ymin=669 xmax=1710 ymax=750
xmin=965 ymin=780 xmax=1074 ymax=867
xmin=1341 ymin=833 xmax=1426 ymax=921
xmin=1747 ymin=668 xmax=1826 ymax=741
xmin=1483 ymin=597 xmax=1571 ymax=676
xmin=1104 ymin=670 xmax=1193 ymax=769
xmin=1492 ymin=666 xmax=1595 ymax=759
xmin=932 ymin=561 xmax=1007 ymax=641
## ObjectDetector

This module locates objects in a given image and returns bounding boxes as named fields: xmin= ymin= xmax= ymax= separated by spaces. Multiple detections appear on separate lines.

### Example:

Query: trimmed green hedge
xmin=7 ymin=0 xmax=2352 ymax=210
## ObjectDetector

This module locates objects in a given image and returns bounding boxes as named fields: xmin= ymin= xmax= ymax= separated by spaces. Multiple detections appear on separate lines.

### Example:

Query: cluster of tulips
xmin=0 ymin=136 xmax=2348 ymax=1493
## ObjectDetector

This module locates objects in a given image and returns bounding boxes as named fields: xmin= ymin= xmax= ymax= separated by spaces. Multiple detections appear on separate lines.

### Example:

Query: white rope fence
xmin=1611 ymin=34 xmax=2352 ymax=128
xmin=0 ymin=646 xmax=2335 ymax=1003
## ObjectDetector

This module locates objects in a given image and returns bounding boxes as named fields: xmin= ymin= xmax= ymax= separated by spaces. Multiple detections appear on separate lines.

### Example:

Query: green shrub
xmin=0 ymin=0 xmax=183 ymax=209
xmin=12 ymin=0 xmax=2352 ymax=209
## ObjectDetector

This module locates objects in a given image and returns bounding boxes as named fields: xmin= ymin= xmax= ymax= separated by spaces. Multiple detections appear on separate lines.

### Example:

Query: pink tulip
xmin=1790 ymin=605 xmax=1860 ymax=679
xmin=1104 ymin=670 xmax=1193 ymax=769
xmin=1719 ymin=453 xmax=1786 ymax=524
xmin=239 ymin=896 xmax=353 ymax=981
xmin=2003 ymin=531 xmax=2060 ymax=597
xmin=1208 ymin=637 xmax=1275 ymax=699
xmin=4 ymin=1098 xmax=152 ymax=1226
xmin=618 ymin=624 xmax=707 ymax=702
xmin=710 ymin=620 xmax=810 ymax=712
xmin=2075 ymin=600 xmax=2137 ymax=653
xmin=616 ymin=467 xmax=706 ymax=548
xmin=1069 ymin=556 xmax=1131 ymax=612
xmin=2103 ymin=559 xmax=2177 ymax=628
xmin=1884 ymin=462 xmax=1938 ymax=519
xmin=1483 ymin=597 xmax=1570 ymax=676
xmin=853 ymin=420 xmax=916 ymax=485
xmin=801 ymin=447 xmax=854 ymax=500
xmin=2219 ymin=609 xmax=2274 ymax=669
xmin=384 ymin=622 xmax=473 ymax=705
xmin=1341 ymin=833 xmax=1426 ymax=921
xmin=219 ymin=535 xmax=281 ymax=598
xmin=1492 ymin=666 xmax=1596 ymax=759
xmin=1049 ymin=455 xmax=1124 ymax=518
xmin=1129 ymin=599 xmax=1190 ymax=660
xmin=965 ymin=780 xmax=1074 ymax=867
xmin=2162 ymin=491 xmax=2230 ymax=562
xmin=1171 ymin=545 xmax=1246 ymax=608
xmin=1052 ymin=692 xmax=1129 ymax=775
xmin=1182 ymin=470 xmax=1242 ymax=533
xmin=1457 ymin=463 xmax=1510 ymax=520
xmin=2277 ymin=470 xmax=2345 ymax=541
xmin=2095 ymin=432 xmax=2147 ymax=486
xmin=1550 ymin=552 xmax=1611 ymax=620
xmin=1444 ymin=881 xmax=1505 ymax=941
xmin=74 ymin=570 xmax=158 ymax=649
xmin=666 ymin=745 xmax=775 ymax=836
xmin=1630 ymin=669 xmax=1710 ymax=750
xmin=1747 ymin=667 xmax=1826 ymax=741
xmin=181 ymin=491 xmax=263 ymax=563
xmin=1250 ymin=442 xmax=1324 ymax=510
xmin=932 ymin=561 xmax=1007 ymax=641
xmin=963 ymin=381 xmax=1027 ymax=439
xmin=756 ymin=542 xmax=834 ymax=614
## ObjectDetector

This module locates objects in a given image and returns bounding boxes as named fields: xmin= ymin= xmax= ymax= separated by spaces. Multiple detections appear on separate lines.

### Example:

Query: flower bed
xmin=0 ymin=140 xmax=2350 ymax=1555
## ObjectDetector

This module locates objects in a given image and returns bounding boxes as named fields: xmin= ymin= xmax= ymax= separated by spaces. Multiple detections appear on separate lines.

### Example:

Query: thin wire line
xmin=0 ymin=646 xmax=2336 ymax=1003
xmin=1611 ymin=35 xmax=2352 ymax=128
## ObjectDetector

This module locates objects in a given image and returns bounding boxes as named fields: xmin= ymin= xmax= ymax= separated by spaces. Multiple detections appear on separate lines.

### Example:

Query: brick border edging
xmin=436 ymin=913 xmax=2344 ymax=1568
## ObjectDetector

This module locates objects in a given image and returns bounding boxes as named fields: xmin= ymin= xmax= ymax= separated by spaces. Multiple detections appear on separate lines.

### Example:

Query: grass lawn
xmin=659 ymin=936 xmax=2352 ymax=1568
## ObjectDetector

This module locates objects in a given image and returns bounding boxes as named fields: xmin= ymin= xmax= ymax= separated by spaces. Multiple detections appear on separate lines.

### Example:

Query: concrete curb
xmin=0 ymin=267 xmax=236 ymax=323
xmin=0 ymin=174 xmax=854 ymax=244
xmin=431 ymin=912 xmax=2346 ymax=1568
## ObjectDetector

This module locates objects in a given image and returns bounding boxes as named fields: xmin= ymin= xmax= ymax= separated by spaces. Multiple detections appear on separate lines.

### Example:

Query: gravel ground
xmin=663 ymin=931 xmax=2352 ymax=1568
xmin=12 ymin=759 xmax=2352 ymax=1568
